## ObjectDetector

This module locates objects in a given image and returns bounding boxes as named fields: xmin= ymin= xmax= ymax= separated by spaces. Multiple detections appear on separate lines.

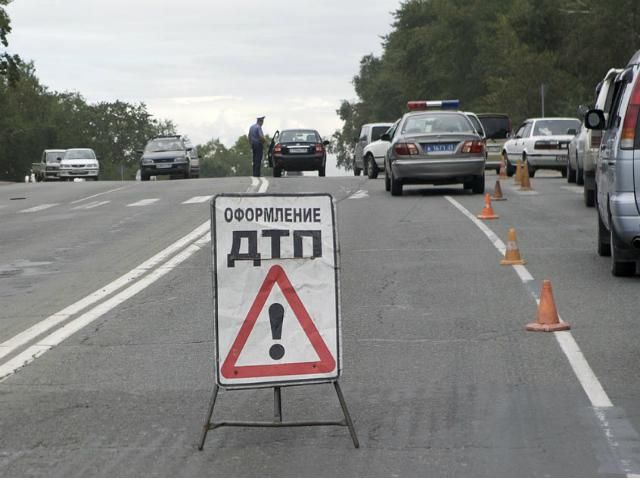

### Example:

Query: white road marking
xmin=445 ymin=195 xmax=612 ymax=407
xmin=182 ymin=196 xmax=213 ymax=204
xmin=348 ymin=190 xmax=369 ymax=200
xmin=69 ymin=186 xmax=126 ymax=205
xmin=258 ymin=177 xmax=269 ymax=193
xmin=563 ymin=186 xmax=583 ymax=194
xmin=511 ymin=190 xmax=540 ymax=196
xmin=72 ymin=200 xmax=111 ymax=210
xmin=127 ymin=198 xmax=159 ymax=207
xmin=19 ymin=204 xmax=59 ymax=213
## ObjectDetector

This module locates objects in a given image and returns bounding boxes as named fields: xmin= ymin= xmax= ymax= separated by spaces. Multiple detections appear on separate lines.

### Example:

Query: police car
xmin=383 ymin=100 xmax=486 ymax=196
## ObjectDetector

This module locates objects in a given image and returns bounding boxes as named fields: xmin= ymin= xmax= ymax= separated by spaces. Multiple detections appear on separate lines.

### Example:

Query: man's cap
xmin=257 ymin=115 xmax=265 ymax=120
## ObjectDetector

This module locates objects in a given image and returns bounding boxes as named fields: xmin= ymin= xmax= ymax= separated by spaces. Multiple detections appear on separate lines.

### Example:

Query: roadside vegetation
xmin=332 ymin=0 xmax=640 ymax=168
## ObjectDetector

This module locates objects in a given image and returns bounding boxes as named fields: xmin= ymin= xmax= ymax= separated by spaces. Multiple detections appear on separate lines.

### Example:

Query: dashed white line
xmin=69 ymin=186 xmax=126 ymax=205
xmin=72 ymin=200 xmax=111 ymax=210
xmin=127 ymin=198 xmax=159 ymax=207
xmin=348 ymin=190 xmax=369 ymax=200
xmin=19 ymin=203 xmax=59 ymax=213
xmin=182 ymin=196 xmax=213 ymax=204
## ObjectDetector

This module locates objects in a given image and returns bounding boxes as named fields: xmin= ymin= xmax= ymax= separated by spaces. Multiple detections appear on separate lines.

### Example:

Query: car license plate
xmin=424 ymin=143 xmax=457 ymax=153
xmin=157 ymin=163 xmax=172 ymax=168
xmin=289 ymin=148 xmax=307 ymax=154
xmin=73 ymin=171 xmax=87 ymax=175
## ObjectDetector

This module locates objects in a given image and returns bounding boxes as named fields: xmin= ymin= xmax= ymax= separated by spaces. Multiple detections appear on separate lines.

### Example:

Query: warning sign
xmin=212 ymin=194 xmax=340 ymax=388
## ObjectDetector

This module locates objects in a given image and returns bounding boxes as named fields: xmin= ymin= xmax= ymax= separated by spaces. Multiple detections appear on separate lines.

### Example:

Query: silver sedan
xmin=384 ymin=109 xmax=486 ymax=196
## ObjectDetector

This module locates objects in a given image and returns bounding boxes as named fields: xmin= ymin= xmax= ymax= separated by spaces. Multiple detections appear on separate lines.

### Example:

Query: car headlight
xmin=141 ymin=158 xmax=154 ymax=165
xmin=174 ymin=156 xmax=187 ymax=163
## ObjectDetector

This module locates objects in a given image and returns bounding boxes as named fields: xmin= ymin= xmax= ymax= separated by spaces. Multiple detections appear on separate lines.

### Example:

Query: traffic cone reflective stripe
xmin=526 ymin=280 xmax=570 ymax=332
xmin=500 ymin=228 xmax=526 ymax=265
xmin=519 ymin=161 xmax=533 ymax=191
xmin=477 ymin=193 xmax=499 ymax=220
xmin=491 ymin=180 xmax=506 ymax=201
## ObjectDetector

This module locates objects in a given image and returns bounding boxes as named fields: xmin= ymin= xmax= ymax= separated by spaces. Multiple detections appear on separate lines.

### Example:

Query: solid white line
xmin=444 ymin=195 xmax=613 ymax=410
xmin=182 ymin=196 xmax=213 ymax=204
xmin=0 ymin=235 xmax=210 ymax=381
xmin=72 ymin=200 xmax=111 ymax=210
xmin=20 ymin=203 xmax=58 ymax=213
xmin=127 ymin=198 xmax=159 ymax=207
xmin=69 ymin=186 xmax=126 ymax=205
xmin=0 ymin=220 xmax=210 ymax=361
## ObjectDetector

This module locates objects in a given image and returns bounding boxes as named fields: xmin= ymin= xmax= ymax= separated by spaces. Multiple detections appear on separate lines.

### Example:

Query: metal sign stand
xmin=198 ymin=381 xmax=359 ymax=450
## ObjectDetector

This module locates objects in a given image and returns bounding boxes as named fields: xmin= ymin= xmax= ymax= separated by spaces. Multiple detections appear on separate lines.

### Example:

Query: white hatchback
xmin=503 ymin=117 xmax=580 ymax=178
xmin=59 ymin=148 xmax=100 ymax=181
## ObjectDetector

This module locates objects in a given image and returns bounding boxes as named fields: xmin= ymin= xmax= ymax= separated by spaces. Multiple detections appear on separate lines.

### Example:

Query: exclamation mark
xmin=269 ymin=303 xmax=285 ymax=360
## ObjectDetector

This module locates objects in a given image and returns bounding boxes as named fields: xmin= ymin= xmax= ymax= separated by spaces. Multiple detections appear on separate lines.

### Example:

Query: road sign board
xmin=212 ymin=194 xmax=340 ymax=388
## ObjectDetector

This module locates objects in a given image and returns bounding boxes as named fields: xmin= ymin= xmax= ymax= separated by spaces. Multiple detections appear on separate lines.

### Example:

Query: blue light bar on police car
xmin=407 ymin=100 xmax=460 ymax=111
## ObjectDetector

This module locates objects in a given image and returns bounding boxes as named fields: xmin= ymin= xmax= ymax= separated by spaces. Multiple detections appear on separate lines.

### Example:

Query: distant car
xmin=353 ymin=122 xmax=394 ymax=176
xmin=503 ymin=117 xmax=580 ymax=177
xmin=33 ymin=149 xmax=66 ymax=182
xmin=138 ymin=135 xmax=198 ymax=181
xmin=59 ymin=148 xmax=100 ymax=181
xmin=384 ymin=100 xmax=486 ymax=196
xmin=568 ymin=68 xmax=622 ymax=206
xmin=478 ymin=114 xmax=511 ymax=174
xmin=362 ymin=120 xmax=399 ymax=179
xmin=267 ymin=129 xmax=329 ymax=177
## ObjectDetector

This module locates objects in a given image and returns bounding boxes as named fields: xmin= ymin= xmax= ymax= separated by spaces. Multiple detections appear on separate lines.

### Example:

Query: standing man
xmin=248 ymin=115 xmax=266 ymax=177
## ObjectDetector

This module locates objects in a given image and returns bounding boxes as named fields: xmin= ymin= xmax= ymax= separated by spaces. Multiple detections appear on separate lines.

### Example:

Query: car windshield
xmin=64 ymin=149 xmax=95 ymax=160
xmin=533 ymin=119 xmax=580 ymax=136
xmin=371 ymin=126 xmax=390 ymax=142
xmin=280 ymin=130 xmax=319 ymax=143
xmin=402 ymin=113 xmax=474 ymax=135
xmin=479 ymin=116 xmax=511 ymax=139
xmin=45 ymin=152 xmax=63 ymax=163
xmin=145 ymin=138 xmax=184 ymax=152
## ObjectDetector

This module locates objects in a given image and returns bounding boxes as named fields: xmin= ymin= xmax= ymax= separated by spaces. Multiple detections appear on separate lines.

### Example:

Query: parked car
xmin=362 ymin=120 xmax=399 ymax=179
xmin=138 ymin=135 xmax=198 ymax=181
xmin=502 ymin=117 xmax=580 ymax=177
xmin=32 ymin=149 xmax=66 ymax=182
xmin=353 ymin=122 xmax=394 ymax=176
xmin=267 ymin=129 xmax=329 ymax=177
xmin=384 ymin=100 xmax=486 ymax=196
xmin=568 ymin=68 xmax=622 ymax=207
xmin=59 ymin=148 xmax=100 ymax=181
xmin=478 ymin=114 xmax=511 ymax=174
xmin=585 ymin=50 xmax=640 ymax=276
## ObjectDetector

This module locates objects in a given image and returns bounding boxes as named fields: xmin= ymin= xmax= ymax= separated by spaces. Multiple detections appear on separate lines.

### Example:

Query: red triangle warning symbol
xmin=221 ymin=265 xmax=336 ymax=379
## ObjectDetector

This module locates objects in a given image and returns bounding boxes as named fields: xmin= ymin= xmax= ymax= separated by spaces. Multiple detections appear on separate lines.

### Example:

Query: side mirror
xmin=135 ymin=150 xmax=144 ymax=155
xmin=323 ymin=140 xmax=330 ymax=146
xmin=187 ymin=147 xmax=193 ymax=152
xmin=505 ymin=132 xmax=511 ymax=139
xmin=584 ymin=109 xmax=606 ymax=130
xmin=567 ymin=128 xmax=577 ymax=136
xmin=380 ymin=133 xmax=391 ymax=142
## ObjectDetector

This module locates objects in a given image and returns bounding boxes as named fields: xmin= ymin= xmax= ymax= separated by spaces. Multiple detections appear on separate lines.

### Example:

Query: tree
xmin=0 ymin=0 xmax=21 ymax=85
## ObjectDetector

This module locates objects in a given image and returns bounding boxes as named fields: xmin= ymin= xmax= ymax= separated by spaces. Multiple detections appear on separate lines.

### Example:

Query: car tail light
xmin=315 ymin=143 xmax=324 ymax=153
xmin=461 ymin=140 xmax=484 ymax=154
xmin=590 ymin=130 xmax=602 ymax=149
xmin=273 ymin=143 xmax=282 ymax=154
xmin=394 ymin=143 xmax=420 ymax=155
xmin=621 ymin=75 xmax=640 ymax=149
xmin=534 ymin=140 xmax=559 ymax=150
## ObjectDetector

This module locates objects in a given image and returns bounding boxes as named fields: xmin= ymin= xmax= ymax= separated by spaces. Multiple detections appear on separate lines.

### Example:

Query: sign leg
xmin=274 ymin=386 xmax=282 ymax=422
xmin=198 ymin=384 xmax=219 ymax=451
xmin=334 ymin=381 xmax=359 ymax=448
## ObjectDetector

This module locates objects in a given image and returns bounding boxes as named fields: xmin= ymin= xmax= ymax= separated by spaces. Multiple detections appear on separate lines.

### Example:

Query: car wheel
xmin=363 ymin=158 xmax=369 ymax=177
xmin=318 ymin=164 xmax=326 ymax=177
xmin=611 ymin=227 xmax=635 ymax=276
xmin=527 ymin=163 xmax=536 ymax=178
xmin=495 ymin=168 xmax=501 ymax=175
xmin=576 ymin=165 xmax=584 ymax=186
xmin=390 ymin=168 xmax=403 ymax=196
xmin=471 ymin=173 xmax=485 ymax=194
xmin=567 ymin=157 xmax=576 ymax=183
xmin=560 ymin=167 xmax=567 ymax=178
xmin=597 ymin=212 xmax=611 ymax=257
xmin=273 ymin=167 xmax=282 ymax=178
xmin=584 ymin=186 xmax=595 ymax=207
xmin=366 ymin=155 xmax=378 ymax=179
xmin=353 ymin=165 xmax=362 ymax=176
xmin=504 ymin=153 xmax=515 ymax=177
xmin=384 ymin=166 xmax=391 ymax=192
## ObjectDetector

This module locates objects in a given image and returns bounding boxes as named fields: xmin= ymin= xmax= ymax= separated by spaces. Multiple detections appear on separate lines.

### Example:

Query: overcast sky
xmin=6 ymin=0 xmax=399 ymax=147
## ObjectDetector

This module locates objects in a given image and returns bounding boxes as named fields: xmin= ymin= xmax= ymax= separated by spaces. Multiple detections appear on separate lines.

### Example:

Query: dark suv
xmin=138 ymin=135 xmax=200 ymax=181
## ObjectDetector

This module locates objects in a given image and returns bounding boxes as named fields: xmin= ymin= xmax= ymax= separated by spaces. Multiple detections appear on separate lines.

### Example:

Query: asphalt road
xmin=0 ymin=173 xmax=639 ymax=476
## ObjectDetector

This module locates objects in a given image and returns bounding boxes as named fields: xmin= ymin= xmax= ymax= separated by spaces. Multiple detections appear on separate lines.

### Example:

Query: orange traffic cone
xmin=477 ymin=193 xmax=499 ymax=220
xmin=526 ymin=280 xmax=570 ymax=332
xmin=514 ymin=160 xmax=523 ymax=185
xmin=500 ymin=228 xmax=526 ymax=265
xmin=519 ymin=161 xmax=533 ymax=191
xmin=499 ymin=156 xmax=507 ymax=179
xmin=491 ymin=180 xmax=506 ymax=201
